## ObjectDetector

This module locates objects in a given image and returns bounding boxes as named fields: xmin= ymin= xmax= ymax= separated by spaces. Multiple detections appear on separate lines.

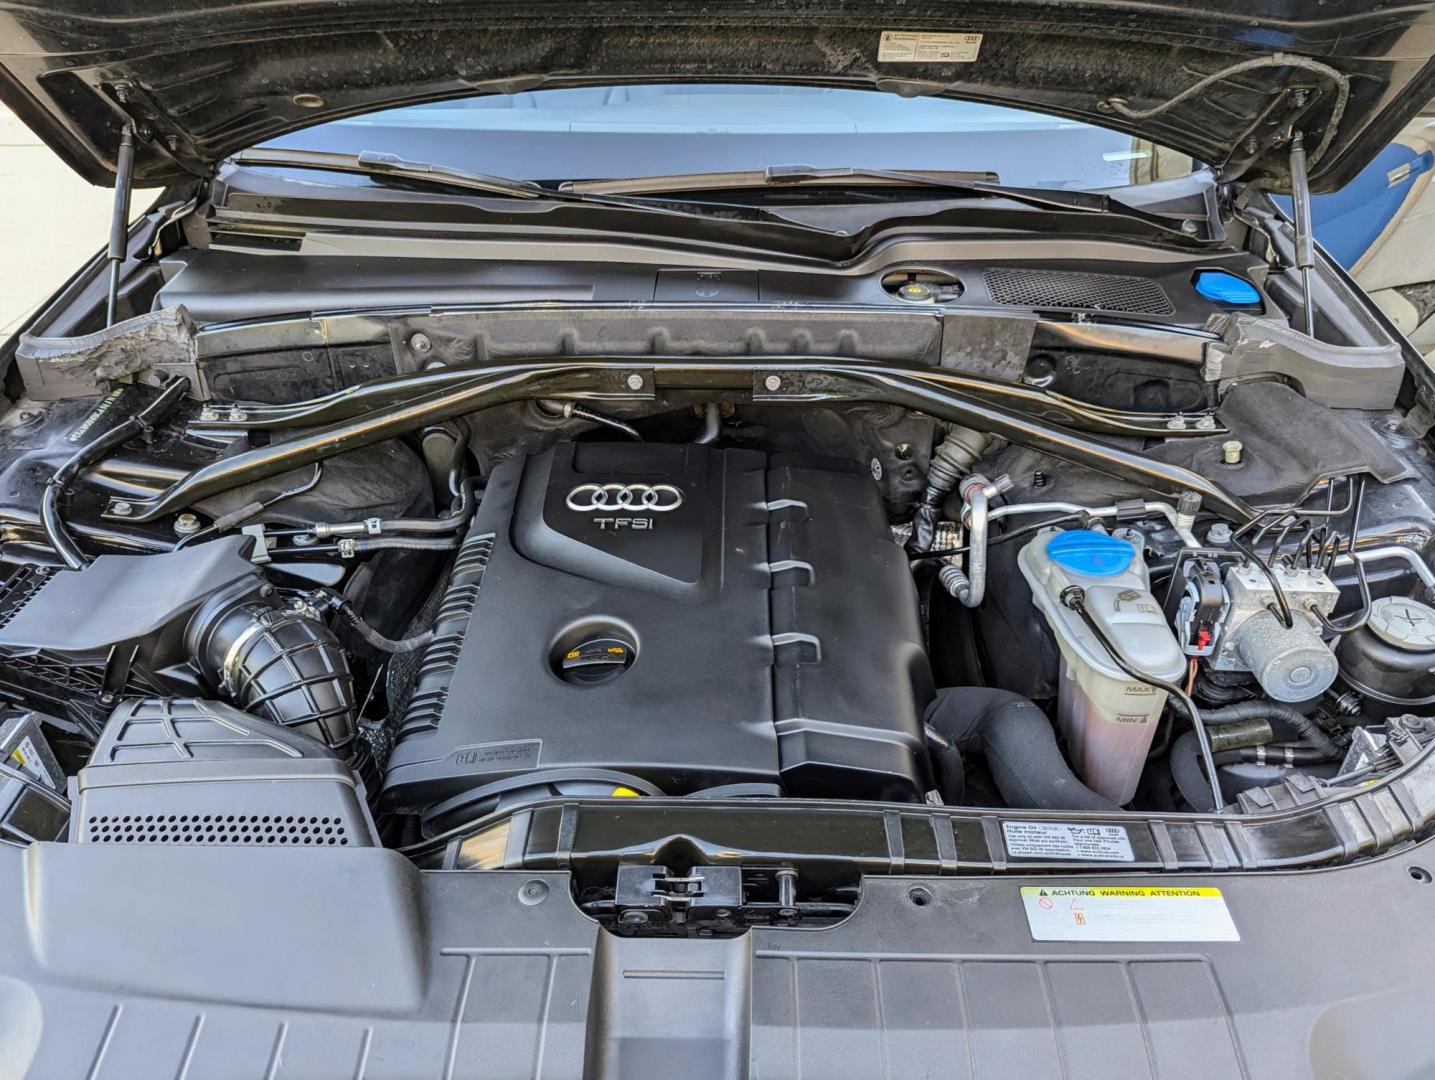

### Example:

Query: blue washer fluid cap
xmin=1046 ymin=529 xmax=1136 ymax=577
xmin=1193 ymin=269 xmax=1262 ymax=306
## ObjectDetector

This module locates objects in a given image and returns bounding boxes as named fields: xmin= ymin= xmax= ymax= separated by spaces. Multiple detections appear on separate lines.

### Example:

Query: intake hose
xmin=923 ymin=687 xmax=1121 ymax=812
xmin=186 ymin=578 xmax=357 ymax=750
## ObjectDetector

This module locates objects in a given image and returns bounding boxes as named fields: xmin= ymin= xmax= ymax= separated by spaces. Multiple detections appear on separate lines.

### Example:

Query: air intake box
xmin=382 ymin=442 xmax=933 ymax=830
xmin=71 ymin=698 xmax=377 ymax=846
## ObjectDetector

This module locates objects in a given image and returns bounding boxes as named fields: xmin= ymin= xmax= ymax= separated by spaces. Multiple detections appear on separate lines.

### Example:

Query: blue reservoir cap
xmin=1193 ymin=269 xmax=1262 ymax=307
xmin=1047 ymin=530 xmax=1136 ymax=577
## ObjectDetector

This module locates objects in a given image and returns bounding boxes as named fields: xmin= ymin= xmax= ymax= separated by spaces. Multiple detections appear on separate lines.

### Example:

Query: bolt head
xmin=518 ymin=880 xmax=549 ymax=905
xmin=109 ymin=500 xmax=133 ymax=517
xmin=199 ymin=408 xmax=219 ymax=421
xmin=619 ymin=909 xmax=651 ymax=925
xmin=625 ymin=373 xmax=645 ymax=391
xmin=173 ymin=512 xmax=202 ymax=535
xmin=409 ymin=332 xmax=432 ymax=354
xmin=764 ymin=374 xmax=783 ymax=392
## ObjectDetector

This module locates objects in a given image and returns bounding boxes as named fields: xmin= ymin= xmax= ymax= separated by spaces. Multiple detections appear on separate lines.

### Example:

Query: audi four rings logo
xmin=566 ymin=483 xmax=685 ymax=513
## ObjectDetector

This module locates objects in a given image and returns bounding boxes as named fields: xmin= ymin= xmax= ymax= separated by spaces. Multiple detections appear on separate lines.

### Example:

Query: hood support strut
xmin=1288 ymin=131 xmax=1317 ymax=336
xmin=104 ymin=125 xmax=137 ymax=328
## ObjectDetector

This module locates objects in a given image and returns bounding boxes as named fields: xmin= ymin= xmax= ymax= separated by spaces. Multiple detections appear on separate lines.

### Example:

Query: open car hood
xmin=3 ymin=0 xmax=1435 ymax=192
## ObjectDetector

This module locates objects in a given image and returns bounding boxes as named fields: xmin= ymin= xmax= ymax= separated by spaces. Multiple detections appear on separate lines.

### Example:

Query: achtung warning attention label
xmin=1020 ymin=886 xmax=1240 ymax=942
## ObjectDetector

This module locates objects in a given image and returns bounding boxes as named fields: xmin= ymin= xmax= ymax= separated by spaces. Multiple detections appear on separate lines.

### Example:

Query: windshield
xmin=261 ymin=83 xmax=1193 ymax=191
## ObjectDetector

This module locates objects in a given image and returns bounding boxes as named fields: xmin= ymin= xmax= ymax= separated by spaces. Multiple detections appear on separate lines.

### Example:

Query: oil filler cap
xmin=1046 ymin=530 xmax=1135 ymax=577
xmin=557 ymin=636 xmax=635 ymax=685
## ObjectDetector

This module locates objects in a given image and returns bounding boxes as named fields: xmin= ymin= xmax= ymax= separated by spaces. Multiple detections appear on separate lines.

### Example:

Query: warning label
xmin=1020 ymin=886 xmax=1240 ymax=942
xmin=877 ymin=31 xmax=983 ymax=63
xmin=1003 ymin=821 xmax=1135 ymax=862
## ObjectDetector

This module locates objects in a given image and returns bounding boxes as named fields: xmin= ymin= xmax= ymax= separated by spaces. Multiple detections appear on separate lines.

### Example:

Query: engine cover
xmin=381 ymin=442 xmax=932 ymax=829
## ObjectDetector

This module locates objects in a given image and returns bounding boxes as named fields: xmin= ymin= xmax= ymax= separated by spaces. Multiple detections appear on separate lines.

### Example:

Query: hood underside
xmin=4 ymin=1 xmax=1435 ymax=193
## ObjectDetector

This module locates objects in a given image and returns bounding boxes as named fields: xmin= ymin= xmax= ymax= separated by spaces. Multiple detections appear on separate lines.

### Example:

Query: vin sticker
xmin=878 ymin=31 xmax=983 ymax=63
xmin=1021 ymin=886 xmax=1240 ymax=943
xmin=1003 ymin=821 xmax=1134 ymax=862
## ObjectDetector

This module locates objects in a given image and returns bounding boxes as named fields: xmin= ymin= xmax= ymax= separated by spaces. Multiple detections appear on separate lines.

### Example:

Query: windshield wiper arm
xmin=226 ymin=147 xmax=854 ymax=245
xmin=561 ymin=167 xmax=1002 ymax=195
xmin=230 ymin=147 xmax=549 ymax=199
xmin=566 ymin=164 xmax=1213 ymax=241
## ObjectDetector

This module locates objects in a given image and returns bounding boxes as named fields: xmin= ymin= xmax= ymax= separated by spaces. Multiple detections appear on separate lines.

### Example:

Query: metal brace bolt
xmin=775 ymin=867 xmax=799 ymax=918
xmin=1165 ymin=417 xmax=1188 ymax=431
xmin=625 ymin=373 xmax=645 ymax=391
xmin=199 ymin=407 xmax=219 ymax=421
xmin=764 ymin=374 xmax=783 ymax=392
xmin=173 ymin=513 xmax=202 ymax=535
xmin=226 ymin=407 xmax=247 ymax=423
xmin=109 ymin=500 xmax=133 ymax=517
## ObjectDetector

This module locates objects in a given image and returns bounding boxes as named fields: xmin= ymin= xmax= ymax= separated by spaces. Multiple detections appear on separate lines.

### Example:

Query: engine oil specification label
xmin=1003 ymin=821 xmax=1135 ymax=862
xmin=1020 ymin=887 xmax=1240 ymax=942
xmin=878 ymin=31 xmax=983 ymax=63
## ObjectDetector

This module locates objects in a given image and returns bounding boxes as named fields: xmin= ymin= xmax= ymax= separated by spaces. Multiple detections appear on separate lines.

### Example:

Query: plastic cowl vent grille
xmin=85 ymin=812 xmax=349 ymax=845
xmin=984 ymin=268 xmax=1175 ymax=315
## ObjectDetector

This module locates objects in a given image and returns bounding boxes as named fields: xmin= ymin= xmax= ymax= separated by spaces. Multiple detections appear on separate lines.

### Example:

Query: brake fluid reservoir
xmin=1017 ymin=529 xmax=1187 ymax=804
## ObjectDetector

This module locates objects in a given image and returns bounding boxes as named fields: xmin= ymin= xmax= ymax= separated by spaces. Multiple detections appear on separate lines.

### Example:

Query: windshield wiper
xmin=225 ymin=147 xmax=861 ymax=249
xmin=561 ymin=166 xmax=1002 ymax=195
xmin=229 ymin=147 xmax=550 ymax=198
xmin=564 ymin=165 xmax=1215 ymax=241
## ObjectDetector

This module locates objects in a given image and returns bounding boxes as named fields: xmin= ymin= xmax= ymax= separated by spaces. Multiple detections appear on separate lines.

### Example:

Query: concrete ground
xmin=1 ymin=107 xmax=158 ymax=337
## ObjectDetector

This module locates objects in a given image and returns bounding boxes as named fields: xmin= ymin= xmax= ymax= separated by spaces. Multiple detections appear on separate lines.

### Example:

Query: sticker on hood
xmin=878 ymin=31 xmax=983 ymax=63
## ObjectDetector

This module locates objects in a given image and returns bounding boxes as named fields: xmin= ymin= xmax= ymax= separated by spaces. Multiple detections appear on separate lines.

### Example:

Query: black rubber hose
xmin=1171 ymin=730 xmax=1224 ymax=812
xmin=369 ymin=470 xmax=475 ymax=534
xmin=1199 ymin=701 xmax=1341 ymax=759
xmin=1231 ymin=744 xmax=1332 ymax=765
xmin=924 ymin=687 xmax=1121 ymax=812
xmin=923 ymin=724 xmax=966 ymax=804
xmin=335 ymin=601 xmax=435 ymax=654
xmin=43 ymin=377 xmax=189 ymax=570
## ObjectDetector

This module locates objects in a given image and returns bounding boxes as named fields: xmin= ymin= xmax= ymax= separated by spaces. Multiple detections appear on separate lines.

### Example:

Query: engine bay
xmin=3 ymin=238 xmax=1435 ymax=934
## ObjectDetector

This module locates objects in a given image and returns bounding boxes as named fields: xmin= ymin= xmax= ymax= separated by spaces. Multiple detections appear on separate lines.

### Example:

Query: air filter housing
xmin=71 ymin=698 xmax=377 ymax=846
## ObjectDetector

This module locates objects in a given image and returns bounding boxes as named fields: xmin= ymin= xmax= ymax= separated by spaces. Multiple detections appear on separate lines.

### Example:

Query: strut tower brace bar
xmin=102 ymin=356 xmax=1255 ymax=524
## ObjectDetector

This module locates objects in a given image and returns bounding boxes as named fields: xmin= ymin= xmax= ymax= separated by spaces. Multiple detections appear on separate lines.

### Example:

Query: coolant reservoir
xmin=1017 ymin=529 xmax=1187 ymax=804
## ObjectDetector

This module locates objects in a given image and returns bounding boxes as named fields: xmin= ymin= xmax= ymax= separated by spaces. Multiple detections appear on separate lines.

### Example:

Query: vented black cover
xmin=72 ymin=698 xmax=377 ymax=846
xmin=382 ymin=443 xmax=932 ymax=826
